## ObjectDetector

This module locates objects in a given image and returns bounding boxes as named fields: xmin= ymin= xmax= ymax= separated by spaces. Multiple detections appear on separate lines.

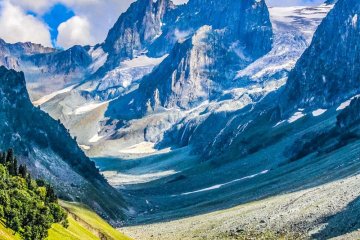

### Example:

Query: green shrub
xmin=0 ymin=149 xmax=68 ymax=240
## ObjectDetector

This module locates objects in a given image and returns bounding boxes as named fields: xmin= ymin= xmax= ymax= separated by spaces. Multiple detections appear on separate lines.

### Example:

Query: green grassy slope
xmin=0 ymin=201 xmax=131 ymax=240
xmin=0 ymin=221 xmax=21 ymax=240
xmin=48 ymin=216 xmax=99 ymax=240
xmin=52 ymin=201 xmax=132 ymax=240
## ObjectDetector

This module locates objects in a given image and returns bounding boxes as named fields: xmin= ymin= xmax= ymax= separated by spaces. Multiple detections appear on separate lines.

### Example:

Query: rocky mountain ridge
xmin=0 ymin=66 xmax=126 ymax=224
xmin=281 ymin=0 xmax=360 ymax=113
xmin=100 ymin=0 xmax=174 ymax=73
xmin=22 ymin=0 xmax=278 ymax=158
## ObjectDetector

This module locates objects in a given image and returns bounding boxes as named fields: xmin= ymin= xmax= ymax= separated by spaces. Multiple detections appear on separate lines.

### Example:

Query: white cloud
xmin=9 ymin=0 xmax=134 ymax=47
xmin=57 ymin=15 xmax=95 ymax=49
xmin=9 ymin=0 xmax=55 ymax=14
xmin=9 ymin=0 xmax=98 ymax=14
xmin=0 ymin=1 xmax=52 ymax=47
xmin=66 ymin=0 xmax=133 ymax=45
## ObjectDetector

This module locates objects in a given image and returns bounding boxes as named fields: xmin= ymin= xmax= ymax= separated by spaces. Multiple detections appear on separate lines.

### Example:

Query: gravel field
xmin=122 ymin=173 xmax=360 ymax=240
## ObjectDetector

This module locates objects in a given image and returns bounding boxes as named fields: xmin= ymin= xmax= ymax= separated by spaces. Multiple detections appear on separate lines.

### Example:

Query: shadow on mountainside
xmin=312 ymin=196 xmax=360 ymax=239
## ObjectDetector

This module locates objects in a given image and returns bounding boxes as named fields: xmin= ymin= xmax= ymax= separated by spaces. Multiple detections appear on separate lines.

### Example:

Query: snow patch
xmin=237 ymin=5 xmax=331 ymax=84
xmin=174 ymin=170 xmax=269 ymax=196
xmin=98 ymin=54 xmax=167 ymax=91
xmin=119 ymin=142 xmax=171 ymax=155
xmin=122 ymin=55 xmax=167 ymax=68
xmin=337 ymin=94 xmax=360 ymax=111
xmin=288 ymin=111 xmax=305 ymax=123
xmin=312 ymin=109 xmax=327 ymax=117
xmin=79 ymin=145 xmax=91 ymax=150
xmin=352 ymin=14 xmax=358 ymax=28
xmin=73 ymin=101 xmax=108 ymax=115
xmin=89 ymin=133 xmax=104 ymax=143
xmin=89 ymin=46 xmax=108 ymax=73
xmin=174 ymin=29 xmax=192 ymax=43
xmin=32 ymin=85 xmax=75 ymax=106
xmin=103 ymin=170 xmax=177 ymax=186
xmin=337 ymin=100 xmax=352 ymax=111
xmin=273 ymin=120 xmax=286 ymax=128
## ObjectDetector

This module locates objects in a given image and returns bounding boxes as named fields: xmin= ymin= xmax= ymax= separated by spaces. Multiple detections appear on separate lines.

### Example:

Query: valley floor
xmin=122 ymin=173 xmax=360 ymax=240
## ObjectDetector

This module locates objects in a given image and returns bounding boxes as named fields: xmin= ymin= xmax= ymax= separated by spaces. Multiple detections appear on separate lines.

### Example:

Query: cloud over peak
xmin=57 ymin=15 xmax=94 ymax=49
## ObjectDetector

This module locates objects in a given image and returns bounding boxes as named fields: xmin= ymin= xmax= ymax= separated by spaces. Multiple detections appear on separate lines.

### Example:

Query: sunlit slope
xmin=0 ymin=201 xmax=131 ymax=240
xmin=0 ymin=221 xmax=21 ymax=240
xmin=48 ymin=201 xmax=132 ymax=240
xmin=48 ymin=216 xmax=98 ymax=240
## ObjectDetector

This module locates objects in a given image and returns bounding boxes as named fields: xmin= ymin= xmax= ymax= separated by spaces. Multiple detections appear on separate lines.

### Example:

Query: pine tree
xmin=19 ymin=165 xmax=27 ymax=178
xmin=4 ymin=149 xmax=18 ymax=176
xmin=0 ymin=152 xmax=5 ymax=165
xmin=13 ymin=158 xmax=18 ymax=176
xmin=26 ymin=173 xmax=32 ymax=189
xmin=5 ymin=149 xmax=13 ymax=164
xmin=46 ymin=184 xmax=57 ymax=203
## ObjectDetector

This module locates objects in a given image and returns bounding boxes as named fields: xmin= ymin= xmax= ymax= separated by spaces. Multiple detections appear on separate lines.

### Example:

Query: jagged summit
xmin=104 ymin=0 xmax=273 ymax=117
xmin=100 ymin=0 xmax=174 ymax=72
xmin=36 ymin=1 xmax=329 ymax=159
xmin=183 ymin=0 xmax=273 ymax=55
xmin=97 ymin=0 xmax=272 ymax=77
xmin=281 ymin=0 xmax=360 ymax=112
xmin=126 ymin=25 xmax=244 ymax=113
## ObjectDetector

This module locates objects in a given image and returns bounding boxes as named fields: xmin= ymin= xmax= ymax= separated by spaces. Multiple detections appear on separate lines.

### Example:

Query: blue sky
xmin=0 ymin=0 xmax=326 ymax=48
xmin=41 ymin=4 xmax=74 ymax=47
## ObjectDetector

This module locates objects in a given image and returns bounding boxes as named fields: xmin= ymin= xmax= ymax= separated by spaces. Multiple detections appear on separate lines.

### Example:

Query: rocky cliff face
xmin=281 ymin=0 xmax=360 ymax=112
xmin=148 ymin=0 xmax=273 ymax=56
xmin=132 ymin=26 xmax=240 ymax=112
xmin=198 ymin=0 xmax=360 ymax=159
xmin=98 ymin=0 xmax=272 ymax=79
xmin=186 ymin=0 xmax=273 ymax=58
xmin=107 ymin=0 xmax=273 ymax=115
xmin=100 ymin=0 xmax=174 ymax=73
xmin=0 ymin=66 xmax=126 ymax=223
